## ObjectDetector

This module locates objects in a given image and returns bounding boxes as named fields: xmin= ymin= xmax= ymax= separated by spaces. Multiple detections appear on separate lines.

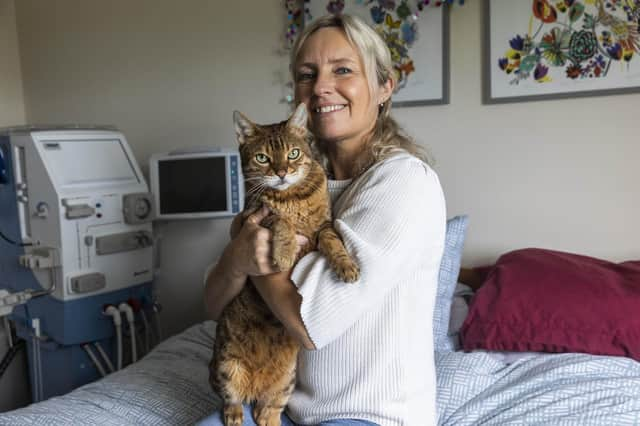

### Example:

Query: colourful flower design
xmin=533 ymin=0 xmax=558 ymax=23
xmin=534 ymin=63 xmax=552 ymax=81
xmin=569 ymin=30 xmax=597 ymax=61
xmin=498 ymin=0 xmax=640 ymax=83
xmin=540 ymin=27 xmax=571 ymax=65
xmin=566 ymin=63 xmax=583 ymax=78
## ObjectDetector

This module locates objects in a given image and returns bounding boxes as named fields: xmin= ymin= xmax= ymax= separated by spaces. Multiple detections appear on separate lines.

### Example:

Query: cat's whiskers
xmin=245 ymin=182 xmax=269 ymax=205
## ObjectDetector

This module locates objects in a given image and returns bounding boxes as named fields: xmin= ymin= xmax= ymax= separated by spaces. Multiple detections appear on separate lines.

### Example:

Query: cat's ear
xmin=233 ymin=110 xmax=256 ymax=145
xmin=286 ymin=103 xmax=308 ymax=135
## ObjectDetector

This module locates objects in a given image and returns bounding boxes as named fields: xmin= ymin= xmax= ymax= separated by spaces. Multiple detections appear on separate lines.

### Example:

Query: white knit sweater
xmin=287 ymin=152 xmax=446 ymax=426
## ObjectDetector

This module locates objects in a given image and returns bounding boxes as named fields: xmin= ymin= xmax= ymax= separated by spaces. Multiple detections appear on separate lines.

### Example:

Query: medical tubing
xmin=32 ymin=319 xmax=43 ymax=402
xmin=119 ymin=303 xmax=137 ymax=363
xmin=3 ymin=317 xmax=13 ymax=348
xmin=115 ymin=324 xmax=123 ymax=370
xmin=29 ymin=262 xmax=58 ymax=298
xmin=103 ymin=306 xmax=123 ymax=370
xmin=31 ymin=335 xmax=40 ymax=401
xmin=139 ymin=310 xmax=150 ymax=353
xmin=82 ymin=344 xmax=106 ymax=377
xmin=152 ymin=303 xmax=162 ymax=342
xmin=0 ymin=229 xmax=32 ymax=247
xmin=33 ymin=336 xmax=43 ymax=401
xmin=93 ymin=342 xmax=115 ymax=373
xmin=0 ymin=339 xmax=24 ymax=380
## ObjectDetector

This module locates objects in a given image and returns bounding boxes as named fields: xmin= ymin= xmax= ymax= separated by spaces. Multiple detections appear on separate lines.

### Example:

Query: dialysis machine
xmin=0 ymin=126 xmax=155 ymax=401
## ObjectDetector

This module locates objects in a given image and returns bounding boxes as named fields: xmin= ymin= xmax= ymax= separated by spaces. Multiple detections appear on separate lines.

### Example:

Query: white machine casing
xmin=1 ymin=126 xmax=156 ymax=401
xmin=6 ymin=127 xmax=153 ymax=301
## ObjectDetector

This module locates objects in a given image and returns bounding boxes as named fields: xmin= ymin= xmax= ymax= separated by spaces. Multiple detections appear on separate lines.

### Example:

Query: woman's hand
xmin=229 ymin=206 xmax=309 ymax=277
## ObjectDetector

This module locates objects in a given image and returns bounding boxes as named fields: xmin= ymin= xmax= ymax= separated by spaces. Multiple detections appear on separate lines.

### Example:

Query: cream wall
xmin=0 ymin=0 xmax=30 ymax=413
xmin=0 ymin=0 xmax=25 ymax=125
xmin=9 ymin=0 xmax=640 ymax=358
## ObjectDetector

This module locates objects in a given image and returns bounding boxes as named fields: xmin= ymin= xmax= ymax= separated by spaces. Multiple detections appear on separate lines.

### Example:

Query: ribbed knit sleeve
xmin=290 ymin=152 xmax=446 ymax=350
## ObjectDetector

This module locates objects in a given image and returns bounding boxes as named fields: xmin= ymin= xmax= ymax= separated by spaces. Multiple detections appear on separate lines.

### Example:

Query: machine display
xmin=149 ymin=149 xmax=243 ymax=220
xmin=0 ymin=126 xmax=156 ymax=401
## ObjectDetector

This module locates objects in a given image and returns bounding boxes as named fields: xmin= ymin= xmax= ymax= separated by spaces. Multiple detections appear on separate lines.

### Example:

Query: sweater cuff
xmin=290 ymin=252 xmax=328 ymax=349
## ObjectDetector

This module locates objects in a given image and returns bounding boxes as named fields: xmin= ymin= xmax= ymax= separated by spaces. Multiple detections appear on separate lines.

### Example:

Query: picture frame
xmin=304 ymin=1 xmax=450 ymax=107
xmin=484 ymin=0 xmax=640 ymax=104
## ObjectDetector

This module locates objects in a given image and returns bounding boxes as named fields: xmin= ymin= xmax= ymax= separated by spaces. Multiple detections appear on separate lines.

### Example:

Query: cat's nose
xmin=276 ymin=170 xmax=286 ymax=179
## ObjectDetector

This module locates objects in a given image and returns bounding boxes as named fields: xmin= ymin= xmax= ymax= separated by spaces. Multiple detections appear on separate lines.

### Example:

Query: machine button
xmin=71 ymin=273 xmax=106 ymax=294
xmin=62 ymin=201 xmax=95 ymax=219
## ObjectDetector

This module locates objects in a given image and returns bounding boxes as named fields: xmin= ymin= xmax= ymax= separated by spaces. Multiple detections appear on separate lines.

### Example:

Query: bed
xmin=1 ymin=319 xmax=639 ymax=426
xmin=2 ymin=218 xmax=640 ymax=425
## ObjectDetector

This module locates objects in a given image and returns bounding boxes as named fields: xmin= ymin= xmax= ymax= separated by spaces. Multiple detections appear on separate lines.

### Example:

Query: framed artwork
xmin=484 ymin=0 xmax=640 ymax=104
xmin=304 ymin=1 xmax=450 ymax=107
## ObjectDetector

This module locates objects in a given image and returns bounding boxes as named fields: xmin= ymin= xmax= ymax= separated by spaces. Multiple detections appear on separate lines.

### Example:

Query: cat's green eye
xmin=255 ymin=153 xmax=269 ymax=164
xmin=288 ymin=148 xmax=300 ymax=160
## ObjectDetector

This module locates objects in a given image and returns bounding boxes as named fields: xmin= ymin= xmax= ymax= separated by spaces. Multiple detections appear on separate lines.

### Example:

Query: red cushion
xmin=460 ymin=248 xmax=640 ymax=360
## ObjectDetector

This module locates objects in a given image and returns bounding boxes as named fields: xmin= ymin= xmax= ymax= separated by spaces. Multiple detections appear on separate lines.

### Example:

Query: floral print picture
xmin=306 ymin=0 xmax=449 ymax=106
xmin=487 ymin=0 xmax=640 ymax=102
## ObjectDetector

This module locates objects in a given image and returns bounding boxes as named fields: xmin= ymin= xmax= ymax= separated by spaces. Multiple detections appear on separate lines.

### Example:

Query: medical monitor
xmin=149 ymin=149 xmax=243 ymax=220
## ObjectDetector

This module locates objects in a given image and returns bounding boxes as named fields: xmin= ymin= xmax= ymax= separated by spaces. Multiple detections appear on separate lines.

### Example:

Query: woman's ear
xmin=379 ymin=77 xmax=395 ymax=105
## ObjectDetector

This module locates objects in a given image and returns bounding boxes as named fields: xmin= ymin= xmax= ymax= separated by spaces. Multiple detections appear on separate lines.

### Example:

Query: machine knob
xmin=35 ymin=202 xmax=49 ymax=218
xmin=134 ymin=198 xmax=152 ymax=219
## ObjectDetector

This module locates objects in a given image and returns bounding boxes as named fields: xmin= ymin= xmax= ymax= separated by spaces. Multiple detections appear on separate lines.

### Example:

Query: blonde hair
xmin=290 ymin=14 xmax=432 ymax=174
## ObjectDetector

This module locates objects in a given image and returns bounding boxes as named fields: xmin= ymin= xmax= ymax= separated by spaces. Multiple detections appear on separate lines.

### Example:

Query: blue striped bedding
xmin=436 ymin=351 xmax=640 ymax=425
xmin=1 ymin=321 xmax=639 ymax=425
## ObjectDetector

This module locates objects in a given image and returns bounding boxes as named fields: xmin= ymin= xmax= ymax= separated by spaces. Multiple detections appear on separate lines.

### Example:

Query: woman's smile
xmin=294 ymin=27 xmax=384 ymax=146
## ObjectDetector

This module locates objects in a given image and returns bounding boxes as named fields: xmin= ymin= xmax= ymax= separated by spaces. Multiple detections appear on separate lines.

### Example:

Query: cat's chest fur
xmin=260 ymin=179 xmax=331 ymax=240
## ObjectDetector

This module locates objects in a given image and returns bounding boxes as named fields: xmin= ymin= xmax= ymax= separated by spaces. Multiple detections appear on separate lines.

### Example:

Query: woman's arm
xmin=204 ymin=207 xmax=277 ymax=320
xmin=251 ymin=272 xmax=316 ymax=350
xmin=204 ymin=245 xmax=249 ymax=321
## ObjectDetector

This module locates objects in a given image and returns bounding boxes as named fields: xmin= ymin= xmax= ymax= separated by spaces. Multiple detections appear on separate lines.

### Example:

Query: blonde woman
xmin=201 ymin=14 xmax=445 ymax=426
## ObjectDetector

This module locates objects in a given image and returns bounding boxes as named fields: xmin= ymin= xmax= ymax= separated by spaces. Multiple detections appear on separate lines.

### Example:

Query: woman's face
xmin=294 ymin=27 xmax=391 ymax=148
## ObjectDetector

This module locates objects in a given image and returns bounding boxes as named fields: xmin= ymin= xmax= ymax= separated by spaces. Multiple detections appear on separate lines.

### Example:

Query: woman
xmin=200 ymin=14 xmax=445 ymax=426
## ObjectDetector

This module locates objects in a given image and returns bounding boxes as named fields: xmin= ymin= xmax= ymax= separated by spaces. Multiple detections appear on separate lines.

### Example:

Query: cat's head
xmin=233 ymin=103 xmax=317 ymax=192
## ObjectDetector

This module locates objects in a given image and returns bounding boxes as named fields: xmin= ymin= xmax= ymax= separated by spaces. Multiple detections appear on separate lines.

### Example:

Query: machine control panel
xmin=70 ymin=273 xmax=106 ymax=294
xmin=95 ymin=230 xmax=153 ymax=255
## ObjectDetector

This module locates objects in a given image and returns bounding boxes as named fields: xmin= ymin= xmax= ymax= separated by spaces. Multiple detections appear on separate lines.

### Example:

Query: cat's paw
xmin=272 ymin=250 xmax=296 ymax=271
xmin=223 ymin=404 xmax=243 ymax=426
xmin=254 ymin=409 xmax=282 ymax=426
xmin=333 ymin=258 xmax=360 ymax=283
xmin=272 ymin=236 xmax=297 ymax=271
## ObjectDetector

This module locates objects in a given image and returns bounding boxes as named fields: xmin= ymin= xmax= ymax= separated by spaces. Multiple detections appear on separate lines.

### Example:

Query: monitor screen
xmin=158 ymin=157 xmax=227 ymax=214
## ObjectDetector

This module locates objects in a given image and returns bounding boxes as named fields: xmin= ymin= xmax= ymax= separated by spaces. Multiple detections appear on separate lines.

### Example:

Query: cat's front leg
xmin=223 ymin=403 xmax=244 ymax=426
xmin=253 ymin=401 xmax=284 ymax=426
xmin=269 ymin=218 xmax=297 ymax=271
xmin=317 ymin=224 xmax=360 ymax=283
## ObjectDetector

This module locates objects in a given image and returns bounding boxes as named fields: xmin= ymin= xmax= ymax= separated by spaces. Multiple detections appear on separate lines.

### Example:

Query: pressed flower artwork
xmin=305 ymin=0 xmax=450 ymax=106
xmin=486 ymin=0 xmax=640 ymax=103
